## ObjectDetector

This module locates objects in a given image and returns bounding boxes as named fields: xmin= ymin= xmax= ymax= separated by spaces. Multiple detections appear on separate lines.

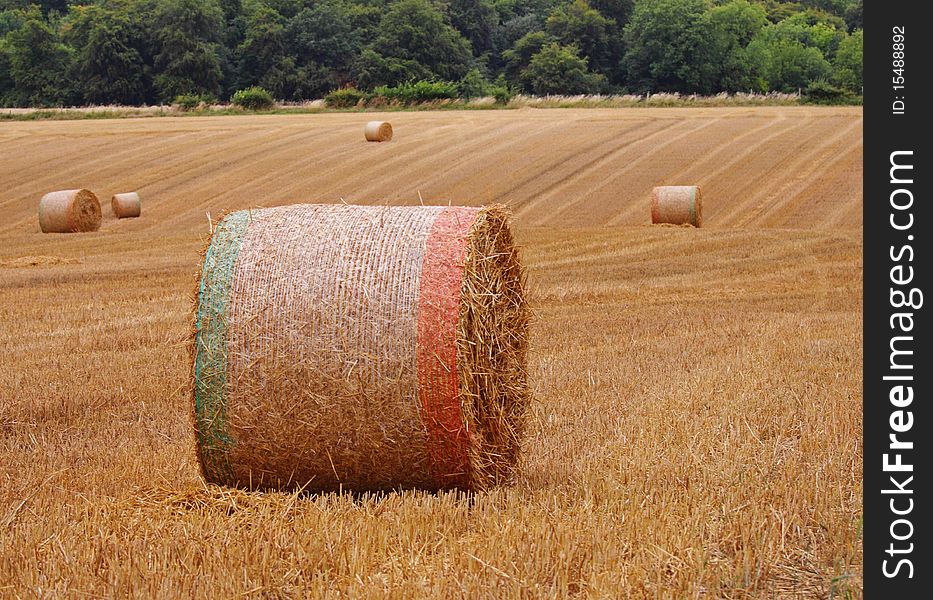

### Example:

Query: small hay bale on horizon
xmin=651 ymin=186 xmax=703 ymax=227
xmin=38 ymin=189 xmax=102 ymax=233
xmin=364 ymin=121 xmax=393 ymax=142
xmin=191 ymin=203 xmax=529 ymax=493
xmin=112 ymin=192 xmax=141 ymax=219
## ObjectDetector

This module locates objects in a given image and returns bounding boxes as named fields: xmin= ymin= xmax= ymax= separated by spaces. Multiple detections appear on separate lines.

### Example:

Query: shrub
xmin=231 ymin=86 xmax=275 ymax=110
xmin=174 ymin=93 xmax=212 ymax=112
xmin=458 ymin=69 xmax=490 ymax=99
xmin=803 ymin=80 xmax=857 ymax=105
xmin=521 ymin=43 xmax=605 ymax=95
xmin=490 ymin=85 xmax=514 ymax=105
xmin=325 ymin=87 xmax=366 ymax=108
xmin=374 ymin=80 xmax=458 ymax=104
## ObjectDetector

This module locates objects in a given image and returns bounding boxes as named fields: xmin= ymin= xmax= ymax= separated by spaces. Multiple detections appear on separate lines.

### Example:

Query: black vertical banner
xmin=864 ymin=1 xmax=930 ymax=595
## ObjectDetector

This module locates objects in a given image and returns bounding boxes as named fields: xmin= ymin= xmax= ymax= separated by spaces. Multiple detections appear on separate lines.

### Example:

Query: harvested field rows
xmin=0 ymin=107 xmax=861 ymax=238
xmin=0 ymin=107 xmax=862 ymax=597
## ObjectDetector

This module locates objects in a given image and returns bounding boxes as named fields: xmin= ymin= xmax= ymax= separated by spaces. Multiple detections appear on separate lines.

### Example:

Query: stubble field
xmin=0 ymin=106 xmax=862 ymax=597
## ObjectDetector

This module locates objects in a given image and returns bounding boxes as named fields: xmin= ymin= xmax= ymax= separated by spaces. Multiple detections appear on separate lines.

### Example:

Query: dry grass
xmin=0 ymin=92 xmax=809 ymax=123
xmin=0 ymin=107 xmax=861 ymax=597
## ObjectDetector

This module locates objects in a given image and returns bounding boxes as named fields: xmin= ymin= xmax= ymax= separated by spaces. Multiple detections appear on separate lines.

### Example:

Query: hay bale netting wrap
xmin=191 ymin=204 xmax=529 ymax=493
xmin=364 ymin=121 xmax=393 ymax=142
xmin=650 ymin=186 xmax=703 ymax=227
xmin=38 ymin=189 xmax=102 ymax=233
xmin=112 ymin=192 xmax=141 ymax=218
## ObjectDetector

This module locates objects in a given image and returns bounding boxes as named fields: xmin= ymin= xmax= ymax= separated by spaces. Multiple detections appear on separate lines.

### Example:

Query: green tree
xmin=621 ymin=0 xmax=713 ymax=93
xmin=771 ymin=10 xmax=845 ymax=58
xmin=218 ymin=0 xmax=242 ymax=24
xmin=288 ymin=1 xmax=361 ymax=70
xmin=588 ymin=0 xmax=634 ymax=84
xmin=546 ymin=0 xmax=614 ymax=73
xmin=831 ymin=28 xmax=861 ymax=92
xmin=705 ymin=0 xmax=768 ymax=92
xmin=448 ymin=0 xmax=499 ymax=56
xmin=755 ymin=1 xmax=805 ymax=24
xmin=284 ymin=0 xmax=365 ymax=97
xmin=501 ymin=30 xmax=553 ymax=85
xmin=0 ymin=8 xmax=25 ymax=37
xmin=64 ymin=1 xmax=147 ymax=105
xmin=235 ymin=3 xmax=295 ymax=97
xmin=798 ymin=0 xmax=851 ymax=16
xmin=521 ymin=41 xmax=604 ymax=94
xmin=0 ymin=1 xmax=70 ymax=17
xmin=458 ymin=66 xmax=491 ymax=97
xmin=491 ymin=0 xmax=564 ymax=23
xmin=492 ymin=12 xmax=545 ymax=71
xmin=148 ymin=0 xmax=225 ymax=102
xmin=3 ymin=6 xmax=74 ymax=106
xmin=843 ymin=0 xmax=861 ymax=31
xmin=589 ymin=0 xmax=634 ymax=24
xmin=744 ymin=28 xmax=831 ymax=92
xmin=353 ymin=0 xmax=472 ymax=88
xmin=0 ymin=39 xmax=12 ymax=105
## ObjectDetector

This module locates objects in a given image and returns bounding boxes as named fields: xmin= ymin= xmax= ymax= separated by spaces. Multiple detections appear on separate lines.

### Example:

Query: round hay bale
xmin=364 ymin=121 xmax=393 ymax=142
xmin=191 ymin=204 xmax=529 ymax=493
xmin=38 ymin=189 xmax=102 ymax=233
xmin=111 ymin=192 xmax=141 ymax=219
xmin=650 ymin=186 xmax=702 ymax=227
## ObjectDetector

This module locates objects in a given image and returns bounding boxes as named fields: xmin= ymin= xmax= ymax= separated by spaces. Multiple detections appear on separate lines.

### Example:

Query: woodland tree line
xmin=0 ymin=0 xmax=863 ymax=107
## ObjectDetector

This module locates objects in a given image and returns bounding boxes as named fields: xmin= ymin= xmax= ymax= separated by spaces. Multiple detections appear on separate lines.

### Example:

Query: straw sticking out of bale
xmin=651 ymin=186 xmax=703 ymax=227
xmin=112 ymin=192 xmax=141 ymax=219
xmin=191 ymin=204 xmax=529 ymax=493
xmin=364 ymin=121 xmax=393 ymax=142
xmin=38 ymin=189 xmax=102 ymax=233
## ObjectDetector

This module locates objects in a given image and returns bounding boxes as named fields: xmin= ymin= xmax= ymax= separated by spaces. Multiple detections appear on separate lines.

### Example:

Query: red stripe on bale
xmin=650 ymin=193 xmax=661 ymax=224
xmin=418 ymin=207 xmax=476 ymax=489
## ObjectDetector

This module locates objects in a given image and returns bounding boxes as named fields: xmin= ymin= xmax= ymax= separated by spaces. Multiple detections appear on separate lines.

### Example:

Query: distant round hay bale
xmin=111 ymin=192 xmax=141 ymax=219
xmin=651 ymin=186 xmax=703 ymax=227
xmin=364 ymin=120 xmax=393 ymax=142
xmin=38 ymin=189 xmax=102 ymax=233
xmin=191 ymin=204 xmax=529 ymax=493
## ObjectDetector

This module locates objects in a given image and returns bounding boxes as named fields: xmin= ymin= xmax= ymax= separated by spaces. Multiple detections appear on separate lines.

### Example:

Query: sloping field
xmin=0 ymin=106 xmax=861 ymax=238
xmin=0 ymin=107 xmax=862 ymax=597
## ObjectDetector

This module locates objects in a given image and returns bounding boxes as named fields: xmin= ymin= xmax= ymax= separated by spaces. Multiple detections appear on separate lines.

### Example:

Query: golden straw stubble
xmin=364 ymin=121 xmax=393 ymax=142
xmin=111 ymin=192 xmax=142 ymax=219
xmin=38 ymin=189 xmax=102 ymax=233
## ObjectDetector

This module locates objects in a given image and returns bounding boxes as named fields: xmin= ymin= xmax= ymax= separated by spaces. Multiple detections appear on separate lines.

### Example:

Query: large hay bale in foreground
xmin=112 ymin=192 xmax=141 ymax=218
xmin=364 ymin=120 xmax=393 ymax=142
xmin=191 ymin=204 xmax=529 ymax=493
xmin=38 ymin=189 xmax=102 ymax=233
xmin=651 ymin=186 xmax=702 ymax=227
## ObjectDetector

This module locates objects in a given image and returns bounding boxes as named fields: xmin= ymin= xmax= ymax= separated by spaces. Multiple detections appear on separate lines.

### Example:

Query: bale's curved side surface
xmin=112 ymin=192 xmax=141 ymax=218
xmin=38 ymin=189 xmax=102 ymax=233
xmin=364 ymin=121 xmax=393 ymax=142
xmin=191 ymin=204 xmax=528 ymax=492
xmin=651 ymin=186 xmax=702 ymax=227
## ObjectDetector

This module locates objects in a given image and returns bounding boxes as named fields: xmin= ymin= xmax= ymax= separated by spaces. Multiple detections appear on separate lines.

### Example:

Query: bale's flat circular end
xmin=694 ymin=187 xmax=703 ymax=228
xmin=38 ymin=189 xmax=102 ymax=233
xmin=364 ymin=121 xmax=393 ymax=142
xmin=457 ymin=206 xmax=529 ymax=491
xmin=650 ymin=186 xmax=702 ymax=227
xmin=112 ymin=192 xmax=142 ymax=219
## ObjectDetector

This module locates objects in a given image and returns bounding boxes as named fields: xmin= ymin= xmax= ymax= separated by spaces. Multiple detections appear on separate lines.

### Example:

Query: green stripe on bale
xmin=193 ymin=211 xmax=250 ymax=483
